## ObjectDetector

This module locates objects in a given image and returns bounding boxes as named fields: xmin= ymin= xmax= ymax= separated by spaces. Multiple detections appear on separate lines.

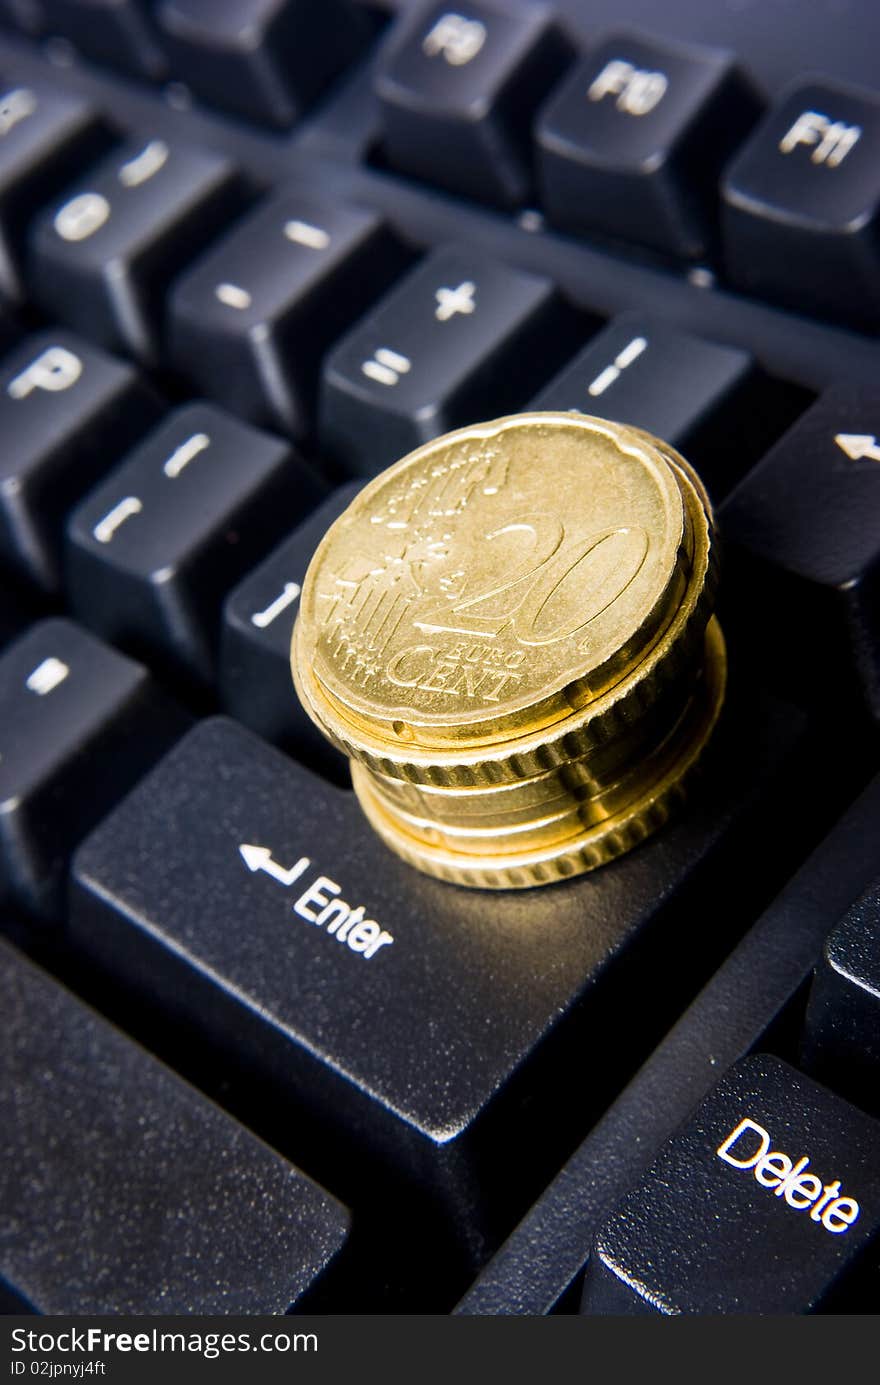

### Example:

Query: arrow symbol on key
xmin=239 ymin=843 xmax=310 ymax=887
xmin=834 ymin=433 xmax=880 ymax=463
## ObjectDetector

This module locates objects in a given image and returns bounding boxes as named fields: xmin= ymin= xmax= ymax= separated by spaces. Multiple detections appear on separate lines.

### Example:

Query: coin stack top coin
xmin=292 ymin=412 xmax=726 ymax=889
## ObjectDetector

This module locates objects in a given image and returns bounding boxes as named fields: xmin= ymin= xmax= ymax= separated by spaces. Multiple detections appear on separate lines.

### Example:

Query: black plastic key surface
xmin=721 ymin=78 xmax=880 ymax=330
xmin=581 ymin=1055 xmax=880 ymax=1314
xmin=375 ymin=0 xmax=572 ymax=209
xmin=0 ymin=618 xmax=186 ymax=925
xmin=39 ymin=0 xmax=167 ymax=79
xmin=0 ymin=941 xmax=350 ymax=1312
xmin=169 ymin=192 xmax=403 ymax=435
xmin=459 ymin=771 xmax=880 ymax=1315
xmin=66 ymin=403 xmax=323 ymax=687
xmin=156 ymin=0 xmax=370 ymax=130
xmin=70 ymin=696 xmax=811 ymax=1269
xmin=0 ymin=80 xmax=109 ymax=299
xmin=320 ymin=243 xmax=576 ymax=475
xmin=531 ymin=313 xmax=770 ymax=498
xmin=0 ymin=329 xmax=162 ymax=592
xmin=802 ymin=879 xmax=880 ymax=1119
xmin=535 ymin=33 xmax=761 ymax=259
xmin=720 ymin=382 xmax=880 ymax=718
xmin=0 ymin=2 xmax=44 ymax=35
xmin=221 ymin=482 xmax=360 ymax=772
xmin=28 ymin=137 xmax=242 ymax=364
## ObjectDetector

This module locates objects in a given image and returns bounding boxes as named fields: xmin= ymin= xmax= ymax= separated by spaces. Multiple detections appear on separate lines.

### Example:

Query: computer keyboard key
xmin=581 ymin=1055 xmax=880 ymax=1314
xmin=156 ymin=0 xmax=370 ymax=130
xmin=39 ymin=0 xmax=167 ymax=80
xmin=720 ymin=382 xmax=880 ymax=717
xmin=0 ymin=1 xmax=45 ymax=35
xmin=0 ymin=330 xmax=162 ymax=592
xmin=169 ymin=193 xmax=403 ymax=435
xmin=535 ymin=34 xmax=761 ymax=259
xmin=0 ymin=81 xmax=110 ymax=300
xmin=66 ymin=403 xmax=324 ymax=687
xmin=70 ymin=696 xmax=811 ymax=1261
xmin=531 ymin=313 xmax=768 ymax=497
xmin=0 ymin=942 xmax=350 ymax=1313
xmin=28 ymin=138 xmax=243 ymax=364
xmin=320 ymin=244 xmax=576 ymax=475
xmin=375 ymin=0 xmax=572 ymax=208
xmin=459 ymin=772 xmax=880 ymax=1316
xmin=802 ymin=879 xmax=880 ymax=1118
xmin=721 ymin=79 xmax=880 ymax=329
xmin=221 ymin=482 xmax=361 ymax=774
xmin=0 ymin=618 xmax=186 ymax=925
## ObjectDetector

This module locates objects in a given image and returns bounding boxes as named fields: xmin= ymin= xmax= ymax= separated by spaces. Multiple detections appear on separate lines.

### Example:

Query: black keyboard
xmin=0 ymin=0 xmax=878 ymax=1318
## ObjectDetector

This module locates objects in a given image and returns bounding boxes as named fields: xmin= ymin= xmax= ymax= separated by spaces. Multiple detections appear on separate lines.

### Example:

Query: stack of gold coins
xmin=291 ymin=412 xmax=726 ymax=890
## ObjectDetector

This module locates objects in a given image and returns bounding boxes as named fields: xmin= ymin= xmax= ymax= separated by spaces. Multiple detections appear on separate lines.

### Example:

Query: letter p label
xmin=8 ymin=345 xmax=83 ymax=400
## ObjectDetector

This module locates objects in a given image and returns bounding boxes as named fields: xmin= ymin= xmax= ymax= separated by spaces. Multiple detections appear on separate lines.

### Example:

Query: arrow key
xmin=721 ymin=382 xmax=880 ymax=717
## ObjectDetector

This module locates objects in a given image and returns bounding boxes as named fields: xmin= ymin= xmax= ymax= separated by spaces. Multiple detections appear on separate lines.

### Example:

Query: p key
xmin=0 ymin=330 xmax=161 ymax=592
xmin=66 ymin=403 xmax=324 ymax=687
xmin=722 ymin=79 xmax=880 ymax=329
xmin=319 ymin=244 xmax=575 ymax=475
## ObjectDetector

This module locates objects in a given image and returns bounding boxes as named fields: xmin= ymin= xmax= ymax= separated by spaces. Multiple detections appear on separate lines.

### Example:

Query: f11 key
xmin=722 ymin=78 xmax=880 ymax=330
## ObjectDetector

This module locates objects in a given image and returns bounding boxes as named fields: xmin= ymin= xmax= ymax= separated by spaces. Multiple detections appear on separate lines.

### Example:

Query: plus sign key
xmin=374 ymin=1 xmax=572 ymax=207
xmin=722 ymin=79 xmax=880 ymax=329
xmin=319 ymin=245 xmax=577 ymax=475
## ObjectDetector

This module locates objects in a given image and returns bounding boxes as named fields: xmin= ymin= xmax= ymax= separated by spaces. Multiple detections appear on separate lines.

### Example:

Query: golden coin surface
xmin=297 ymin=413 xmax=695 ymax=750
xmin=349 ymin=621 xmax=727 ymax=890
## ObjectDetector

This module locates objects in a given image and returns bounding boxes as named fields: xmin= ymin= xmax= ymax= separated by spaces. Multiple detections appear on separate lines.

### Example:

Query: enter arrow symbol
xmin=239 ymin=843 xmax=310 ymax=887
xmin=834 ymin=433 xmax=880 ymax=462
